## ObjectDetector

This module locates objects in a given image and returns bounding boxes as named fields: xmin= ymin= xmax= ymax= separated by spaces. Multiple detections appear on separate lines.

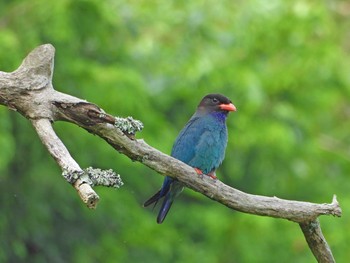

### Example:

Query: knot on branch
xmin=62 ymin=167 xmax=123 ymax=188
xmin=53 ymin=102 xmax=143 ymax=136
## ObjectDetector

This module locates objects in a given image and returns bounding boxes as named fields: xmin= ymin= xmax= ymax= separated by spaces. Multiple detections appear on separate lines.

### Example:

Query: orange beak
xmin=219 ymin=103 xmax=236 ymax=112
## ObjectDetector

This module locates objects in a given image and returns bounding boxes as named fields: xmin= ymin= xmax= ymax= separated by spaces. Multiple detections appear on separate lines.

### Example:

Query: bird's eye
xmin=212 ymin=98 xmax=219 ymax=103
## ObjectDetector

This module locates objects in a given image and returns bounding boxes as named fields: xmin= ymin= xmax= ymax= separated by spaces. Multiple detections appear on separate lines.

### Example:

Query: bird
xmin=143 ymin=93 xmax=236 ymax=224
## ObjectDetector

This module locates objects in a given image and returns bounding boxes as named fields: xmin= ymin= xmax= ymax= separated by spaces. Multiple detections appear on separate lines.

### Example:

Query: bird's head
xmin=197 ymin=94 xmax=236 ymax=115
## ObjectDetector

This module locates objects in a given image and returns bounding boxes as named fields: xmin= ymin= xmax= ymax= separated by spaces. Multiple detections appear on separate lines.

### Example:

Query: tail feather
xmin=144 ymin=177 xmax=173 ymax=208
xmin=143 ymin=190 xmax=162 ymax=208
xmin=157 ymin=195 xmax=174 ymax=224
xmin=144 ymin=177 xmax=180 ymax=223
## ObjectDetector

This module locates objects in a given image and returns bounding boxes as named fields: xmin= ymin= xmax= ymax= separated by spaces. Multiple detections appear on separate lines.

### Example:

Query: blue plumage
xmin=144 ymin=94 xmax=236 ymax=223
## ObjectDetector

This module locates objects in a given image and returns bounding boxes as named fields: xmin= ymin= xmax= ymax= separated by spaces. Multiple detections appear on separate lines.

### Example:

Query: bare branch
xmin=31 ymin=118 xmax=100 ymax=208
xmin=0 ymin=44 xmax=342 ymax=263
xmin=300 ymin=219 xmax=336 ymax=263
xmin=76 ymin=123 xmax=342 ymax=223
xmin=0 ymin=44 xmax=127 ymax=208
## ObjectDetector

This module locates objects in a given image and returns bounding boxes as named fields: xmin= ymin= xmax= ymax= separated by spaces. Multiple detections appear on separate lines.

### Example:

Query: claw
xmin=194 ymin=168 xmax=217 ymax=180
xmin=194 ymin=168 xmax=203 ymax=175
xmin=194 ymin=168 xmax=204 ymax=179
xmin=207 ymin=171 xmax=217 ymax=180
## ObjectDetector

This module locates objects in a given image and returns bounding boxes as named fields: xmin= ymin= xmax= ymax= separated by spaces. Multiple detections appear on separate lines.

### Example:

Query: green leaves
xmin=0 ymin=0 xmax=348 ymax=262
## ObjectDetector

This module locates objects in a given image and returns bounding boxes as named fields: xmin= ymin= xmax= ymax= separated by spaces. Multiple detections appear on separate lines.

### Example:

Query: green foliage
xmin=0 ymin=0 xmax=349 ymax=262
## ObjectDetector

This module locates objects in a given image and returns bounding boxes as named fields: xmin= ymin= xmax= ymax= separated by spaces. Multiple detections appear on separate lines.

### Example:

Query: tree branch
xmin=300 ymin=219 xmax=336 ymax=262
xmin=0 ymin=44 xmax=341 ymax=263
xmin=32 ymin=118 xmax=97 ymax=205
xmin=79 ymin=122 xmax=342 ymax=223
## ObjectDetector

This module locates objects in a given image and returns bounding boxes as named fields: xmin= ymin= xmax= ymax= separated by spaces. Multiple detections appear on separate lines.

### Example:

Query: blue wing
xmin=171 ymin=114 xmax=228 ymax=174
xmin=170 ymin=116 xmax=200 ymax=163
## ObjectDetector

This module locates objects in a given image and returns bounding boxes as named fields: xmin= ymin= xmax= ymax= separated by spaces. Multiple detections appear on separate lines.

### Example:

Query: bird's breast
xmin=171 ymin=113 xmax=229 ymax=174
xmin=185 ymin=114 xmax=227 ymax=172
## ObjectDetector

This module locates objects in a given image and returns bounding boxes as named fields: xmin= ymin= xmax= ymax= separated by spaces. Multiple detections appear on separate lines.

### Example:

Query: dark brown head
xmin=197 ymin=94 xmax=236 ymax=114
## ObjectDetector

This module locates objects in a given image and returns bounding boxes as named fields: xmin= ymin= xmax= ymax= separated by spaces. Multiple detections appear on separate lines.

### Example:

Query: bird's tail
xmin=143 ymin=177 xmax=182 ymax=223
xmin=144 ymin=176 xmax=172 ymax=209
xmin=156 ymin=194 xmax=174 ymax=224
xmin=143 ymin=190 xmax=173 ymax=224
xmin=156 ymin=180 xmax=184 ymax=223
xmin=143 ymin=190 xmax=162 ymax=208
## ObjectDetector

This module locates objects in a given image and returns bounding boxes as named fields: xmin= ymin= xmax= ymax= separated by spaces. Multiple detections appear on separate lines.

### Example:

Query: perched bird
xmin=144 ymin=93 xmax=236 ymax=223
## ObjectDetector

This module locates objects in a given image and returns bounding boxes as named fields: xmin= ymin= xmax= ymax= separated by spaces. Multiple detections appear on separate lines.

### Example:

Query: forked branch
xmin=0 ymin=44 xmax=341 ymax=263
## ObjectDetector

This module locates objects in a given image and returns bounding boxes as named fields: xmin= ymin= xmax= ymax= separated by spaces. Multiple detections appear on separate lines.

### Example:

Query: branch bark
xmin=31 ymin=118 xmax=100 ymax=208
xmin=0 ymin=44 xmax=341 ymax=263
xmin=300 ymin=219 xmax=336 ymax=262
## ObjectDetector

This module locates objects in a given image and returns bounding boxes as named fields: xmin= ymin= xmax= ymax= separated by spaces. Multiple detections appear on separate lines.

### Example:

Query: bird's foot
xmin=194 ymin=168 xmax=217 ymax=180
xmin=207 ymin=171 xmax=217 ymax=180
xmin=194 ymin=168 xmax=204 ymax=179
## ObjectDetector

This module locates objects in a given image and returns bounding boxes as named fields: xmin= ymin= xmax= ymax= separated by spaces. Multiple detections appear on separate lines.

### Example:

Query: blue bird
xmin=144 ymin=94 xmax=236 ymax=223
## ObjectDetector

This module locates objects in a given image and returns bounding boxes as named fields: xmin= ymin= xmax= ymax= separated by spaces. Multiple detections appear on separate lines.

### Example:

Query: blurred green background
xmin=0 ymin=0 xmax=349 ymax=262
